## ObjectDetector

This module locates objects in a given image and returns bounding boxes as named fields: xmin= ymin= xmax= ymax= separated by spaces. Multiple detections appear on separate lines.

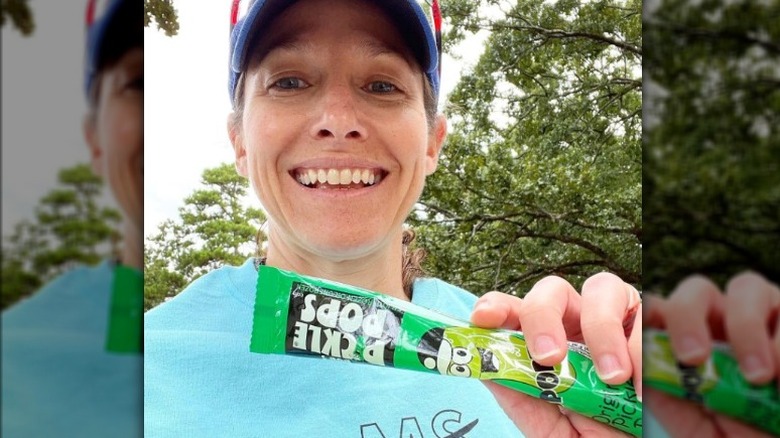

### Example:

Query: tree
xmin=0 ymin=0 xmax=33 ymax=35
xmin=1 ymin=164 xmax=121 ymax=309
xmin=410 ymin=0 xmax=641 ymax=296
xmin=1 ymin=0 xmax=179 ymax=37
xmin=643 ymin=0 xmax=780 ymax=293
xmin=144 ymin=163 xmax=266 ymax=310
xmin=144 ymin=0 xmax=179 ymax=36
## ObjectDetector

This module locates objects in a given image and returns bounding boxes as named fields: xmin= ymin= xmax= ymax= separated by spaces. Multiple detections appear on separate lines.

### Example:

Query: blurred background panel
xmin=1 ymin=1 xmax=165 ymax=436
xmin=643 ymin=0 xmax=780 ymax=293
xmin=643 ymin=0 xmax=779 ymax=436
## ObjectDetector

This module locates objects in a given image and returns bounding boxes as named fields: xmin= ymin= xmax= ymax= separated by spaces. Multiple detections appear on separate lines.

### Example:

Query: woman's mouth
xmin=292 ymin=168 xmax=386 ymax=189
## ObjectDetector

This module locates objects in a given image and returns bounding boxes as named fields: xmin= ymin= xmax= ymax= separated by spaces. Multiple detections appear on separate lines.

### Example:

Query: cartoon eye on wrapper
xmin=448 ymin=363 xmax=472 ymax=377
xmin=452 ymin=347 xmax=472 ymax=365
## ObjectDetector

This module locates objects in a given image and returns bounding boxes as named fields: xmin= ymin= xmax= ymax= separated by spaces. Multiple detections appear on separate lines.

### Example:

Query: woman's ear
xmin=83 ymin=115 xmax=104 ymax=178
xmin=228 ymin=113 xmax=248 ymax=177
xmin=425 ymin=115 xmax=447 ymax=175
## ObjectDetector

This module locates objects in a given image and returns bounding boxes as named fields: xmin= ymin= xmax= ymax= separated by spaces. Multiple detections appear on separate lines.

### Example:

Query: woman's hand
xmin=470 ymin=272 xmax=642 ymax=437
xmin=644 ymin=272 xmax=780 ymax=438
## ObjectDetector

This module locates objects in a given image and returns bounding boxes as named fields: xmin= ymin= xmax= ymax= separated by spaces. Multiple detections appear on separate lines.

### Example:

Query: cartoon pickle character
xmin=417 ymin=326 xmax=576 ymax=402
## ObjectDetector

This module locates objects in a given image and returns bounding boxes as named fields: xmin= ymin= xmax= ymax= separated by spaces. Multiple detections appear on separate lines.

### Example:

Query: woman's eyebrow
xmin=358 ymin=38 xmax=405 ymax=60
xmin=263 ymin=38 xmax=312 ymax=58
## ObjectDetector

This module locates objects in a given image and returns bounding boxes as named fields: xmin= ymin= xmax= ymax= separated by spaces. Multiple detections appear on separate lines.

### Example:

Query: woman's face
xmin=85 ymin=47 xmax=144 ymax=234
xmin=231 ymin=0 xmax=446 ymax=261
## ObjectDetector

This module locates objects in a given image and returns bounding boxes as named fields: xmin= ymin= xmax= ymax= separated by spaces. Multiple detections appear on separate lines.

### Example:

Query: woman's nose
xmin=309 ymin=83 xmax=367 ymax=142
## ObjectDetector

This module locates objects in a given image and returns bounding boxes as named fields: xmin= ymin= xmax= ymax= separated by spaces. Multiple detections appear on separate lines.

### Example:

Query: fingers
xmin=775 ymin=312 xmax=780 ymax=391
xmin=645 ymin=387 xmax=775 ymax=438
xmin=558 ymin=408 xmax=636 ymax=437
xmin=643 ymin=294 xmax=667 ymax=329
xmin=484 ymin=381 xmax=629 ymax=437
xmin=580 ymin=272 xmax=635 ymax=384
xmin=471 ymin=291 xmax=523 ymax=330
xmin=723 ymin=272 xmax=780 ymax=384
xmin=481 ymin=381 xmax=570 ymax=436
xmin=629 ymin=302 xmax=642 ymax=401
xmin=664 ymin=275 xmax=725 ymax=365
xmin=644 ymin=387 xmax=716 ymax=438
xmin=517 ymin=276 xmax=581 ymax=366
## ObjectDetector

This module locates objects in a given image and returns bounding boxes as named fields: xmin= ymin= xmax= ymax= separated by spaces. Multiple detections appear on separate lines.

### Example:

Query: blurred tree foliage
xmin=411 ymin=0 xmax=642 ymax=296
xmin=643 ymin=0 xmax=780 ymax=293
xmin=1 ymin=164 xmax=121 ymax=309
xmin=144 ymin=164 xmax=266 ymax=310
xmin=0 ymin=0 xmax=34 ymax=35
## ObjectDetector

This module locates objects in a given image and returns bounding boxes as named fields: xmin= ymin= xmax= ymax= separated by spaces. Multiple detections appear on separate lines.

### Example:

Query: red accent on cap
xmin=231 ymin=0 xmax=241 ymax=28
xmin=86 ymin=0 xmax=97 ymax=25
xmin=432 ymin=0 xmax=442 ymax=30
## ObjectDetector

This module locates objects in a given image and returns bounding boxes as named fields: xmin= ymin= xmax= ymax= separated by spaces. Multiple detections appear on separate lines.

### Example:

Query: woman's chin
xmin=297 ymin=231 xmax=388 ymax=261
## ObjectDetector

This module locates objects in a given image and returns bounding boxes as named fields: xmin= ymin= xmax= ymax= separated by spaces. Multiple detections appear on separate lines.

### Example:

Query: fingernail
xmin=741 ymin=355 xmax=770 ymax=381
xmin=533 ymin=335 xmax=560 ymax=361
xmin=676 ymin=336 xmax=706 ymax=362
xmin=597 ymin=354 xmax=623 ymax=380
xmin=472 ymin=300 xmax=491 ymax=313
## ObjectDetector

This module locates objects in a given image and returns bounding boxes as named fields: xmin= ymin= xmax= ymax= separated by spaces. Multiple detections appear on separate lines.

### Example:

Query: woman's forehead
xmin=245 ymin=0 xmax=417 ymax=69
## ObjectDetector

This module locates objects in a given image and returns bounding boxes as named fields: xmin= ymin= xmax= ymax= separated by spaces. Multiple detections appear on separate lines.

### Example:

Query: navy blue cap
xmin=84 ymin=0 xmax=141 ymax=96
xmin=228 ymin=0 xmax=441 ymax=109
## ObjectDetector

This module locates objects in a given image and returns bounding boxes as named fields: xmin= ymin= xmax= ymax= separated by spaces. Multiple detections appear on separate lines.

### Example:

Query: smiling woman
xmin=143 ymin=1 xmax=642 ymax=437
xmin=228 ymin=0 xmax=445 ymax=292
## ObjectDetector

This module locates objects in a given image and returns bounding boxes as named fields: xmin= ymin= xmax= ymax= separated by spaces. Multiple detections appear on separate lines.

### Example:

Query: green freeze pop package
xmin=251 ymin=265 xmax=642 ymax=436
xmin=105 ymin=264 xmax=143 ymax=354
xmin=644 ymin=329 xmax=780 ymax=435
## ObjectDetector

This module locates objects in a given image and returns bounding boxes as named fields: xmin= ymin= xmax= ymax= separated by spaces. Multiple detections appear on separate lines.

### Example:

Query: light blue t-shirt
xmin=144 ymin=259 xmax=524 ymax=438
xmin=1 ymin=260 xmax=142 ymax=438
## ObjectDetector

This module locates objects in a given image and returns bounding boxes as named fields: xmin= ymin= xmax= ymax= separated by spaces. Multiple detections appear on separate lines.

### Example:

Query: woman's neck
xmin=119 ymin=221 xmax=143 ymax=270
xmin=264 ymin=230 xmax=408 ymax=301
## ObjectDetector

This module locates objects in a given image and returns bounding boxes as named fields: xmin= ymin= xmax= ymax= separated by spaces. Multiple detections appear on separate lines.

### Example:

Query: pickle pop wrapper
xmin=251 ymin=266 xmax=642 ymax=436
xmin=105 ymin=264 xmax=143 ymax=353
xmin=644 ymin=329 xmax=780 ymax=435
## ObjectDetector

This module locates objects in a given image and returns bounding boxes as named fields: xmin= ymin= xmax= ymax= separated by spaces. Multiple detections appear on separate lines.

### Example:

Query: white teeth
xmin=340 ymin=169 xmax=351 ymax=185
xmin=297 ymin=168 xmax=381 ymax=187
xmin=327 ymin=169 xmax=339 ymax=185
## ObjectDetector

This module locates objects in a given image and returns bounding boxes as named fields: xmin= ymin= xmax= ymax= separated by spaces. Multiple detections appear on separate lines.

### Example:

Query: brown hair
xmin=401 ymin=228 xmax=427 ymax=298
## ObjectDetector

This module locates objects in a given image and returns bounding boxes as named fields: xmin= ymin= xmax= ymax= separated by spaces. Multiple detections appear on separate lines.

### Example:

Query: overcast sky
xmin=2 ymin=2 xmax=103 ymax=236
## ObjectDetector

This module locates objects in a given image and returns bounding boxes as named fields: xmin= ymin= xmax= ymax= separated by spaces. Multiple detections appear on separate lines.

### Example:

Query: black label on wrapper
xmin=286 ymin=281 xmax=404 ymax=366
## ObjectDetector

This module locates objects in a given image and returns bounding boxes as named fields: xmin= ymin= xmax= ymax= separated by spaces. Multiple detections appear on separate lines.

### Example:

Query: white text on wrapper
xmin=291 ymin=293 xmax=393 ymax=365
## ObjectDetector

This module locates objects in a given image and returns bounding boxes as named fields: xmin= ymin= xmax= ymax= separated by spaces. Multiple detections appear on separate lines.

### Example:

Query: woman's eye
xmin=367 ymin=81 xmax=397 ymax=93
xmin=272 ymin=77 xmax=307 ymax=90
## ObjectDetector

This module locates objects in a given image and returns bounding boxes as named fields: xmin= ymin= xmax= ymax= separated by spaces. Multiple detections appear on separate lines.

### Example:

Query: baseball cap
xmin=84 ymin=0 xmax=142 ymax=97
xmin=228 ymin=0 xmax=442 ymax=109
